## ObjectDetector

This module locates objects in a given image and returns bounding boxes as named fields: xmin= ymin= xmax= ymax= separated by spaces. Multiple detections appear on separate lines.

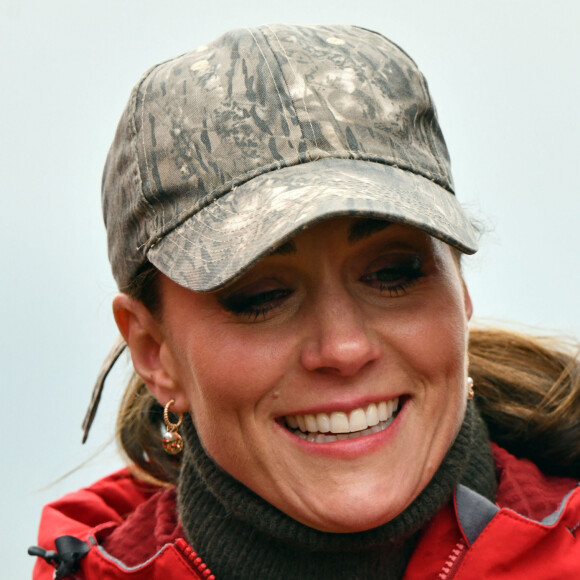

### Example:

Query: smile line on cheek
xmin=282 ymin=398 xmax=402 ymax=443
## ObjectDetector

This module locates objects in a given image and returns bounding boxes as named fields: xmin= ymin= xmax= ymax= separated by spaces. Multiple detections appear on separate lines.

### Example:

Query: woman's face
xmin=155 ymin=217 xmax=472 ymax=532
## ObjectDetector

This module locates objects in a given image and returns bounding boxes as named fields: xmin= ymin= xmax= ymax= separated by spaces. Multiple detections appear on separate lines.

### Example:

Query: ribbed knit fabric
xmin=177 ymin=402 xmax=496 ymax=580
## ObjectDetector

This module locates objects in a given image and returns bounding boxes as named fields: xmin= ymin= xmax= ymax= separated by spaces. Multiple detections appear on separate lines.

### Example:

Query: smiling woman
xmin=118 ymin=220 xmax=472 ymax=535
xmin=30 ymin=24 xmax=580 ymax=579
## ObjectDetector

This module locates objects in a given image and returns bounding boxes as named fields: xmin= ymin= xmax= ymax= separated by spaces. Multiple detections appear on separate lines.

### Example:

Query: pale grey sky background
xmin=2 ymin=1 xmax=579 ymax=577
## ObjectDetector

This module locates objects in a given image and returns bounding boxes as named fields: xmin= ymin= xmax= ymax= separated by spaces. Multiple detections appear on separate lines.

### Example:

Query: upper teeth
xmin=285 ymin=398 xmax=399 ymax=434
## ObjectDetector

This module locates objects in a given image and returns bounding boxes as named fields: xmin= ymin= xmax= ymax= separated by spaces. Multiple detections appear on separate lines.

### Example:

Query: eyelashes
xmin=219 ymin=288 xmax=294 ymax=319
xmin=218 ymin=254 xmax=425 ymax=320
xmin=360 ymin=255 xmax=424 ymax=296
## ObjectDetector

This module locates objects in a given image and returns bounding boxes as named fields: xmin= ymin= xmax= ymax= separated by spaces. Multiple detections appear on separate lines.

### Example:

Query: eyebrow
xmin=268 ymin=218 xmax=393 ymax=256
xmin=348 ymin=218 xmax=392 ymax=243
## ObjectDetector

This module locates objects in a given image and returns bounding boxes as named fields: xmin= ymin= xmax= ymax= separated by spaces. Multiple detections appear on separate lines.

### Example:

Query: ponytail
xmin=469 ymin=327 xmax=580 ymax=478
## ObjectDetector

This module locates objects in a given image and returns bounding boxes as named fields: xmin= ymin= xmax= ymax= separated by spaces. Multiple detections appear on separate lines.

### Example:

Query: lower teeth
xmin=291 ymin=414 xmax=396 ymax=443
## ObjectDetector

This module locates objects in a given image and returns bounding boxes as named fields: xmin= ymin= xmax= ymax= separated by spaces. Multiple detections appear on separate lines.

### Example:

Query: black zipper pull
xmin=29 ymin=535 xmax=90 ymax=578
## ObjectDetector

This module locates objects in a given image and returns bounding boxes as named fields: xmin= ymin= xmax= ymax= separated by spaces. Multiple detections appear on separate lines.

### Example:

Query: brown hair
xmin=469 ymin=327 xmax=580 ymax=478
xmin=116 ymin=265 xmax=580 ymax=485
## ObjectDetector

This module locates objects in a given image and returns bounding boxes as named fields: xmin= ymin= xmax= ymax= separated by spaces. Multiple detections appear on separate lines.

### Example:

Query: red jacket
xmin=31 ymin=445 xmax=580 ymax=579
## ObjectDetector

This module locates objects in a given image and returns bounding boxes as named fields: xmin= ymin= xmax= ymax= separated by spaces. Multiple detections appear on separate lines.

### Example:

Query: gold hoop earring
xmin=162 ymin=399 xmax=184 ymax=455
xmin=467 ymin=377 xmax=475 ymax=400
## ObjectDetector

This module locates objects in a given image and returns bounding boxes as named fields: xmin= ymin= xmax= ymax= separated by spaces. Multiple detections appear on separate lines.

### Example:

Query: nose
xmin=300 ymin=288 xmax=380 ymax=377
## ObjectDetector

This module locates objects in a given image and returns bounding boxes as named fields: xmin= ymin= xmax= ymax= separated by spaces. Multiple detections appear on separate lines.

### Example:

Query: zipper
xmin=568 ymin=519 xmax=580 ymax=537
xmin=437 ymin=540 xmax=466 ymax=580
xmin=175 ymin=535 xmax=469 ymax=580
xmin=175 ymin=538 xmax=216 ymax=579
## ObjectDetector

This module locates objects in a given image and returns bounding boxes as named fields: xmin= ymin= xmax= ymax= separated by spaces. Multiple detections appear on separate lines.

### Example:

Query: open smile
xmin=284 ymin=398 xmax=401 ymax=443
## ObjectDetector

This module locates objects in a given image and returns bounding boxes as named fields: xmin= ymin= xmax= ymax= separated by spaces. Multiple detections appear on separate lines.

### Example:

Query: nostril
xmin=300 ymin=335 xmax=380 ymax=376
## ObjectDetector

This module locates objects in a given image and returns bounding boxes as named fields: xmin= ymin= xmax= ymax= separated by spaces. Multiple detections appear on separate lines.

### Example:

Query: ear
xmin=112 ymin=293 xmax=188 ymax=412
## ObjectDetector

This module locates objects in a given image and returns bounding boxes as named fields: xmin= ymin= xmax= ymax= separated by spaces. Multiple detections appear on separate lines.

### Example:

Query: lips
xmin=284 ymin=398 xmax=400 ymax=443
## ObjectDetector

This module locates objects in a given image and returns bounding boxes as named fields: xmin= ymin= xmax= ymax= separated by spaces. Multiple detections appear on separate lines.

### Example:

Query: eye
xmin=360 ymin=254 xmax=424 ymax=296
xmin=218 ymin=286 xmax=294 ymax=319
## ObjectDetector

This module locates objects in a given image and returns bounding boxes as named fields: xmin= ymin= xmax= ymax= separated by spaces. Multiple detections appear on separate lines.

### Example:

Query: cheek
xmin=400 ymin=295 xmax=468 ymax=377
xmin=421 ymin=261 xmax=470 ymax=377
xmin=395 ymin=294 xmax=469 ymax=477
xmin=419 ymin=314 xmax=468 ymax=376
xmin=176 ymin=327 xmax=290 ymax=420
xmin=387 ymin=275 xmax=469 ymax=424
xmin=418 ymin=291 xmax=470 ymax=438
xmin=177 ymin=335 xmax=288 ymax=478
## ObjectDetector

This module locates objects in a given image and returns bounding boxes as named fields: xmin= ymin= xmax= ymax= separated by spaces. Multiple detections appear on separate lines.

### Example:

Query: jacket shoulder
xmin=36 ymin=468 xmax=161 ymax=542
xmin=32 ymin=468 xmax=166 ymax=579
xmin=492 ymin=443 xmax=579 ymax=520
xmin=404 ymin=445 xmax=580 ymax=579
xmin=32 ymin=470 xmax=212 ymax=579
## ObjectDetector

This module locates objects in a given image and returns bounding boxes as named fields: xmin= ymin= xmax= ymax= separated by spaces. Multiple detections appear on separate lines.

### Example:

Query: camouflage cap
xmin=103 ymin=23 xmax=477 ymax=293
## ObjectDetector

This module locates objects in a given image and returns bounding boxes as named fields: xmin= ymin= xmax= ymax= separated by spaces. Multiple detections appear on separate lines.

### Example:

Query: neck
xmin=177 ymin=402 xmax=495 ymax=579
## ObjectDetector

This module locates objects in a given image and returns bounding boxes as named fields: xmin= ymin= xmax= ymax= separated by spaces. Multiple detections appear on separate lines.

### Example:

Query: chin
xmin=293 ymin=486 xmax=413 ymax=533
xmin=307 ymin=507 xmax=401 ymax=534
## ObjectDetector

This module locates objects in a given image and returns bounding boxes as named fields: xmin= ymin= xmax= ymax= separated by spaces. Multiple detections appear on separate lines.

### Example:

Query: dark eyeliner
xmin=361 ymin=254 xmax=424 ymax=296
xmin=219 ymin=288 xmax=294 ymax=318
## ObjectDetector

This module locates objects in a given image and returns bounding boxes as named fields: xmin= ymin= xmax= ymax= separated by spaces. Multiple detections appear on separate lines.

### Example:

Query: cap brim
xmin=148 ymin=158 xmax=478 ymax=292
